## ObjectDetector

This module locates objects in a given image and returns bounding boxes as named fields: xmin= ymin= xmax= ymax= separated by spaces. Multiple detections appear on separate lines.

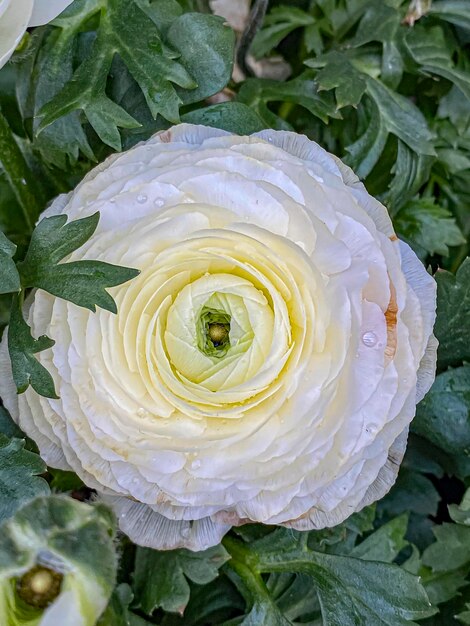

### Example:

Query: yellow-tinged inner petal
xmin=164 ymin=273 xmax=280 ymax=393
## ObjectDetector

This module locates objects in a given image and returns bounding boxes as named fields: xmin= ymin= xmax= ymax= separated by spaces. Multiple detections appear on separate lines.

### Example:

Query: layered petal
xmin=0 ymin=124 xmax=437 ymax=550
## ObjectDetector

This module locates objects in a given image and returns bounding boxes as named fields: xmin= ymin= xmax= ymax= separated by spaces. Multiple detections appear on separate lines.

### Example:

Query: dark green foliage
xmin=0 ymin=0 xmax=469 ymax=623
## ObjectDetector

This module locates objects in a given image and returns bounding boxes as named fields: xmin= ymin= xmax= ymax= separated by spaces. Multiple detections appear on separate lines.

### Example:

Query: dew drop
xmin=154 ymin=197 xmax=164 ymax=207
xmin=191 ymin=459 xmax=201 ymax=470
xmin=137 ymin=194 xmax=148 ymax=204
xmin=267 ymin=137 xmax=273 ymax=142
xmin=109 ymin=198 xmax=116 ymax=204
xmin=362 ymin=331 xmax=378 ymax=347
xmin=137 ymin=407 xmax=148 ymax=418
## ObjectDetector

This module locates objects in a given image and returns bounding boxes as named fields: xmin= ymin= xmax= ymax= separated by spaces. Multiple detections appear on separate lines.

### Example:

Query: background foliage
xmin=0 ymin=0 xmax=470 ymax=623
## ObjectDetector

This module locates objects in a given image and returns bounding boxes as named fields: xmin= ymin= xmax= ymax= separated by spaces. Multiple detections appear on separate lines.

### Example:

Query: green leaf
xmin=252 ymin=6 xmax=315 ymax=59
xmin=48 ymin=468 xmax=84 ymax=492
xmin=15 ymin=15 xmax=95 ymax=168
xmin=344 ymin=98 xmax=388 ymax=178
xmin=225 ymin=532 xmax=434 ymax=625
xmin=0 ymin=111 xmax=45 ymax=234
xmin=434 ymin=260 xmax=470 ymax=369
xmin=8 ymin=294 xmax=58 ymax=398
xmin=405 ymin=25 xmax=470 ymax=102
xmin=37 ymin=0 xmax=235 ymax=149
xmin=133 ymin=544 xmax=230 ymax=615
xmin=166 ymin=13 xmax=235 ymax=106
xmin=98 ymin=584 xmax=153 ymax=626
xmin=364 ymin=77 xmax=436 ymax=157
xmin=18 ymin=213 xmax=140 ymax=313
xmin=0 ymin=230 xmax=20 ymax=295
xmin=394 ymin=198 xmax=465 ymax=258
xmin=449 ymin=488 xmax=470 ymax=526
xmin=350 ymin=1 xmax=400 ymax=47
xmin=379 ymin=468 xmax=440 ymax=519
xmin=0 ymin=434 xmax=50 ymax=524
xmin=457 ymin=604 xmax=470 ymax=625
xmin=422 ymin=524 xmax=470 ymax=573
xmin=0 ymin=406 xmax=23 ymax=439
xmin=413 ymin=366 xmax=470 ymax=467
xmin=237 ymin=73 xmax=341 ymax=129
xmin=429 ymin=1 xmax=470 ymax=32
xmin=182 ymin=102 xmax=266 ymax=135
xmin=307 ymin=52 xmax=367 ymax=109
xmin=351 ymin=514 xmax=409 ymax=563
xmin=385 ymin=141 xmax=434 ymax=214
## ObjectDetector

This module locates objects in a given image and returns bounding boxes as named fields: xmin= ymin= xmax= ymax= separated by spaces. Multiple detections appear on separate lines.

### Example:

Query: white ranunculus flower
xmin=0 ymin=124 xmax=437 ymax=551
xmin=0 ymin=0 xmax=73 ymax=69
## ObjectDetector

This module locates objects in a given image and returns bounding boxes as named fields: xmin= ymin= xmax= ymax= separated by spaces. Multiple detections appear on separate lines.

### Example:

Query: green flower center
xmin=197 ymin=307 xmax=231 ymax=357
xmin=16 ymin=565 xmax=63 ymax=609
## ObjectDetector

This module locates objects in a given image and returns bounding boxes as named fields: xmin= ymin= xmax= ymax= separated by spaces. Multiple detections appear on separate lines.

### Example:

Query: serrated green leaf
xmin=434 ymin=259 xmax=470 ymax=368
xmin=307 ymin=52 xmax=366 ymax=109
xmin=394 ymin=198 xmax=465 ymax=258
xmin=15 ymin=14 xmax=95 ymax=168
xmin=0 ymin=230 xmax=20 ymax=295
xmin=133 ymin=544 xmax=230 ymax=615
xmin=422 ymin=524 xmax=470 ymax=573
xmin=225 ymin=532 xmax=434 ymax=625
xmin=364 ymin=77 xmax=436 ymax=157
xmin=405 ymin=25 xmax=470 ymax=102
xmin=18 ymin=213 xmax=140 ymax=313
xmin=8 ymin=294 xmax=57 ymax=398
xmin=0 ymin=434 xmax=50 ymax=524
xmin=237 ymin=73 xmax=341 ymax=129
xmin=37 ymin=0 xmax=235 ymax=149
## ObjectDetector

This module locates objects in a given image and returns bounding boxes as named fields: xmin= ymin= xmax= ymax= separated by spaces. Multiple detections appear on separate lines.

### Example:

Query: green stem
xmin=0 ymin=110 xmax=42 ymax=234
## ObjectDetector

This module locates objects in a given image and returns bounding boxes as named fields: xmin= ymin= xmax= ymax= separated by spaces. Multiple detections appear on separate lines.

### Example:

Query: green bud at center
xmin=197 ymin=306 xmax=231 ymax=357
xmin=16 ymin=566 xmax=63 ymax=609
xmin=208 ymin=323 xmax=228 ymax=345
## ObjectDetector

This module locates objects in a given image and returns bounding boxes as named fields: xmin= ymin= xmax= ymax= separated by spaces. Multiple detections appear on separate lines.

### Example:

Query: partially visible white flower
xmin=0 ymin=496 xmax=116 ymax=626
xmin=0 ymin=0 xmax=73 ymax=69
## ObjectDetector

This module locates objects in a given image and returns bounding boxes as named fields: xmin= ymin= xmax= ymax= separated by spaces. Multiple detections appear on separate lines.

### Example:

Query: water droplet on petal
xmin=191 ymin=459 xmax=201 ymax=470
xmin=109 ymin=198 xmax=116 ymax=204
xmin=267 ymin=137 xmax=273 ymax=142
xmin=362 ymin=331 xmax=378 ymax=347
xmin=154 ymin=197 xmax=164 ymax=207
xmin=137 ymin=194 xmax=147 ymax=204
